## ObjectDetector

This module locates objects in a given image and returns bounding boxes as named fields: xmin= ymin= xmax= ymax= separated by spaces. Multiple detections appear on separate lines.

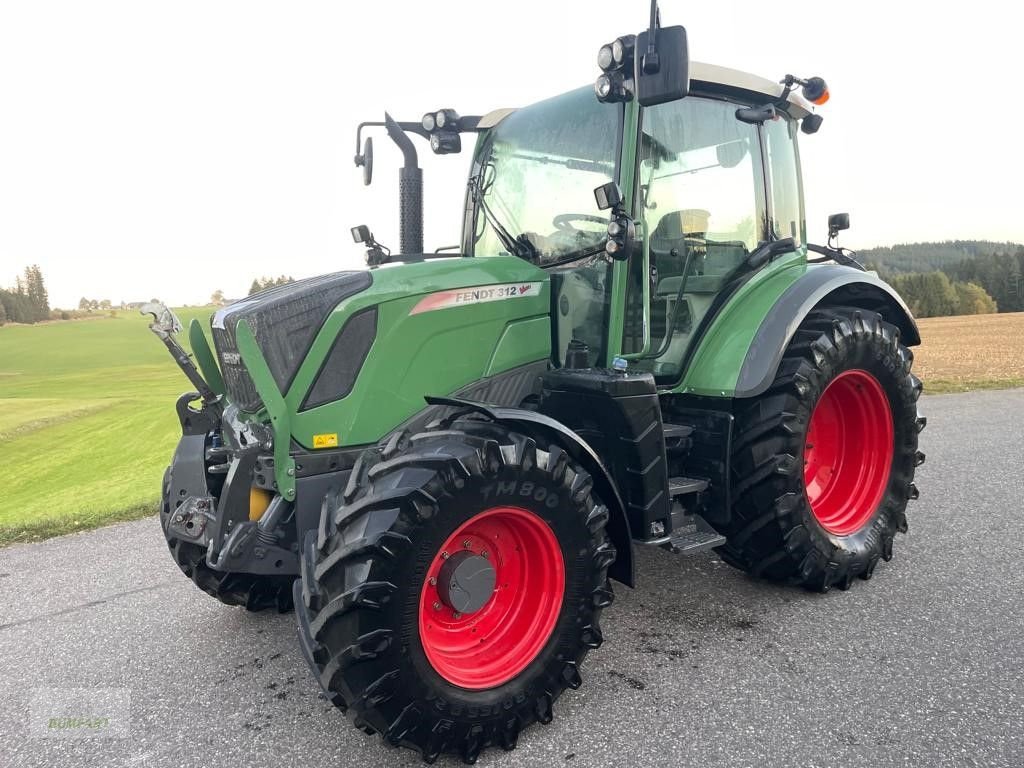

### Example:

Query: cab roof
xmin=689 ymin=61 xmax=814 ymax=118
xmin=477 ymin=61 xmax=815 ymax=128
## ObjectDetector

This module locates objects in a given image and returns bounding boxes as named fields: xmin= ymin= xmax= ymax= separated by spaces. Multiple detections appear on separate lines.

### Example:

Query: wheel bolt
xmin=440 ymin=551 xmax=449 ymax=560
xmin=433 ymin=601 xmax=441 ymax=611
xmin=462 ymin=540 xmax=472 ymax=549
xmin=453 ymin=612 xmax=462 ymax=619
xmin=480 ymin=550 xmax=488 ymax=558
xmin=428 ymin=577 xmax=437 ymax=586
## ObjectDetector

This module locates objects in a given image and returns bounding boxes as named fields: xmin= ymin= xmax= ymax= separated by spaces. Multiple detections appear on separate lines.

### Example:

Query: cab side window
xmin=763 ymin=115 xmax=806 ymax=245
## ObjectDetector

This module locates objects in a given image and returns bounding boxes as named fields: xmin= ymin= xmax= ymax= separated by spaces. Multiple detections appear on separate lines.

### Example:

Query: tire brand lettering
xmin=481 ymin=480 xmax=559 ymax=508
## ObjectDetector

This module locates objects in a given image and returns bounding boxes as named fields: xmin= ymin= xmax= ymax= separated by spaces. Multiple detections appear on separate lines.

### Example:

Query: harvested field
xmin=913 ymin=312 xmax=1024 ymax=393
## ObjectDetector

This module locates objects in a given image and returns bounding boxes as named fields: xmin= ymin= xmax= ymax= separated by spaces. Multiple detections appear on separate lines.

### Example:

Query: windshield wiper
xmin=544 ymin=242 xmax=608 ymax=268
xmin=468 ymin=172 xmax=539 ymax=263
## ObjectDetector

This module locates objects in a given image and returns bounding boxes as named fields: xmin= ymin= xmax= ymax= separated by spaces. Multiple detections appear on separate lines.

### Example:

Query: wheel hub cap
xmin=437 ymin=551 xmax=496 ymax=614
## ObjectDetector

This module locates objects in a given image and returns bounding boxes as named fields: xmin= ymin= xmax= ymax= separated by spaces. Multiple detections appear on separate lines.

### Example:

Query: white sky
xmin=1 ymin=1 xmax=1020 ymax=308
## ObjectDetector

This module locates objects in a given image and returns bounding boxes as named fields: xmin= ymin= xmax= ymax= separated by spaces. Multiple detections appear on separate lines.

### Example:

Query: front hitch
xmin=141 ymin=301 xmax=222 ymax=410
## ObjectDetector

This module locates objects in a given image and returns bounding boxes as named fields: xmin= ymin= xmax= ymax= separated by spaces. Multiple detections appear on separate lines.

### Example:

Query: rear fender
xmin=674 ymin=259 xmax=919 ymax=399
xmin=735 ymin=264 xmax=920 ymax=398
xmin=426 ymin=396 xmax=635 ymax=587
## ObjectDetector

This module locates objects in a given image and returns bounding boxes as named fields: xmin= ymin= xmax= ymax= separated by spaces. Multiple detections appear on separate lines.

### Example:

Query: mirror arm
xmin=642 ymin=0 xmax=662 ymax=74
xmin=807 ymin=243 xmax=866 ymax=271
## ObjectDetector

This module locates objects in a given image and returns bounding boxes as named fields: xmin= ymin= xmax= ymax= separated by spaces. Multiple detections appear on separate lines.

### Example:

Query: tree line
xmin=862 ymin=242 xmax=1024 ymax=319
xmin=0 ymin=266 xmax=50 ymax=325
xmin=248 ymin=275 xmax=294 ymax=296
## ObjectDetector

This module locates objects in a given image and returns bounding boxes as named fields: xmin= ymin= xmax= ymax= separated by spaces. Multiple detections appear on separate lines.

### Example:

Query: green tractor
xmin=149 ymin=4 xmax=925 ymax=763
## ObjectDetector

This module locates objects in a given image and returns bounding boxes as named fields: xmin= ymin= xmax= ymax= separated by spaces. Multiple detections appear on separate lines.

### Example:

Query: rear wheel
xmin=294 ymin=418 xmax=614 ymax=764
xmin=716 ymin=307 xmax=926 ymax=591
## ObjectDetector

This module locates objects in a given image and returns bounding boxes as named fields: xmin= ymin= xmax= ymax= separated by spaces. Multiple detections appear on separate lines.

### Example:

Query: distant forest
xmin=857 ymin=240 xmax=1024 ymax=318
xmin=0 ymin=266 xmax=50 ymax=325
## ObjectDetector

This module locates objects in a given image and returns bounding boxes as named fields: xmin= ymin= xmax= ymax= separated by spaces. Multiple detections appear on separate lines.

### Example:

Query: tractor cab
xmin=452 ymin=64 xmax=818 ymax=382
xmin=355 ymin=25 xmax=827 ymax=389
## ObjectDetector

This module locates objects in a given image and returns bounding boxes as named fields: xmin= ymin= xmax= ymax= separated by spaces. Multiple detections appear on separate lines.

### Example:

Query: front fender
xmin=426 ymin=397 xmax=635 ymax=587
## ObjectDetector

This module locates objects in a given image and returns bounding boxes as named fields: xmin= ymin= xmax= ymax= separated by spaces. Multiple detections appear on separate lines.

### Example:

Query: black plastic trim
xmin=735 ymin=264 xmax=921 ymax=398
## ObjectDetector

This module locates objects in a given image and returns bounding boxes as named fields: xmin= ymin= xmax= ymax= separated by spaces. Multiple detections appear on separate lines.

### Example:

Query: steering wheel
xmin=552 ymin=213 xmax=607 ymax=232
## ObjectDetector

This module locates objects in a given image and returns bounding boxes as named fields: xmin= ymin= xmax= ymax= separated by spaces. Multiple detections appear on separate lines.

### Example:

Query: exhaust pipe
xmin=384 ymin=112 xmax=423 ymax=255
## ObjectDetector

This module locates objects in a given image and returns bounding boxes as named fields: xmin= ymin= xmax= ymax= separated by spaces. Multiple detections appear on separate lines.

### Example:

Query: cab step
xmin=663 ymin=424 xmax=694 ymax=457
xmin=668 ymin=523 xmax=726 ymax=554
xmin=668 ymin=476 xmax=708 ymax=497
xmin=663 ymin=423 xmax=694 ymax=441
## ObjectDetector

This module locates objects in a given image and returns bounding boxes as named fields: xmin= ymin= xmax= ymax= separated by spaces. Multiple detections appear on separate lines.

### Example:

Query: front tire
xmin=294 ymin=418 xmax=614 ymax=764
xmin=160 ymin=468 xmax=294 ymax=612
xmin=716 ymin=307 xmax=926 ymax=591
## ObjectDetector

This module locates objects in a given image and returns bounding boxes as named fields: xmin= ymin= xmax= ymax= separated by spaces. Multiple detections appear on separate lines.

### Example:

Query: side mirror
xmin=635 ymin=25 xmax=689 ymax=106
xmin=354 ymin=137 xmax=373 ymax=186
xmin=828 ymin=213 xmax=850 ymax=238
xmin=593 ymin=181 xmax=623 ymax=211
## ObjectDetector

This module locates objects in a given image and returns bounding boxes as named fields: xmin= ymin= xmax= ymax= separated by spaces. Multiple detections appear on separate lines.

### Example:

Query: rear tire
xmin=160 ymin=468 xmax=294 ymax=612
xmin=294 ymin=418 xmax=614 ymax=764
xmin=715 ymin=307 xmax=925 ymax=591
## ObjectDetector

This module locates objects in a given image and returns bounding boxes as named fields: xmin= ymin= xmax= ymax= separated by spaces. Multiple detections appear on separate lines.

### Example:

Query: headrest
xmin=651 ymin=209 xmax=710 ymax=241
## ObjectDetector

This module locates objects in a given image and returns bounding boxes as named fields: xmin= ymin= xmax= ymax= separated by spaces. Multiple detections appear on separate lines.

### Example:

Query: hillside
xmin=858 ymin=240 xmax=1023 ymax=274
xmin=0 ymin=308 xmax=214 ymax=544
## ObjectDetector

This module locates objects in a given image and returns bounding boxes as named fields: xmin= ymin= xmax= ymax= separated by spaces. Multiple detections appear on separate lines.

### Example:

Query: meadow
xmin=0 ymin=308 xmax=212 ymax=545
xmin=1 ymin=308 xmax=1021 ymax=545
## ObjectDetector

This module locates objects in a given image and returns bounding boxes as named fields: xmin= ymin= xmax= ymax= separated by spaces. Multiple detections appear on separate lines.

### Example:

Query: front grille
xmin=211 ymin=271 xmax=373 ymax=412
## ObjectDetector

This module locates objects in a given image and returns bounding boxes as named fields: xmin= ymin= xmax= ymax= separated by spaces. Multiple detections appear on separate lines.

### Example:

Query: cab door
xmin=620 ymin=95 xmax=769 ymax=382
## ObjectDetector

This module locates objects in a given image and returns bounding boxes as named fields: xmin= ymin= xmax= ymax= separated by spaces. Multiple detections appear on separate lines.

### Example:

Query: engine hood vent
xmin=211 ymin=270 xmax=372 ymax=412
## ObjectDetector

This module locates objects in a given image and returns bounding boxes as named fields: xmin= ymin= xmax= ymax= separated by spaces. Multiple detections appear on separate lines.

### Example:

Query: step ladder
xmin=665 ymin=475 xmax=726 ymax=555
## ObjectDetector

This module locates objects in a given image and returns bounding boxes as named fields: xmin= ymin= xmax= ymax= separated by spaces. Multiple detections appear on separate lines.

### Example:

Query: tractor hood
xmin=209 ymin=256 xmax=552 ymax=450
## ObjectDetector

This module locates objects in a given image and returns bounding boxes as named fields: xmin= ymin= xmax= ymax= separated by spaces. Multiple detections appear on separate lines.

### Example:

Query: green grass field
xmin=0 ymin=308 xmax=214 ymax=545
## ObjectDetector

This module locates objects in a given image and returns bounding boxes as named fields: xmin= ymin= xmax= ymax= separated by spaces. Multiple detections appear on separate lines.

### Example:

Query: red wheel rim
xmin=418 ymin=506 xmax=565 ymax=690
xmin=804 ymin=370 xmax=894 ymax=536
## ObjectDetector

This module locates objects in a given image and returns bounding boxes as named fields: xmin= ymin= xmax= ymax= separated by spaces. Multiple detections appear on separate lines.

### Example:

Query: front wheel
xmin=294 ymin=418 xmax=614 ymax=764
xmin=716 ymin=307 xmax=926 ymax=591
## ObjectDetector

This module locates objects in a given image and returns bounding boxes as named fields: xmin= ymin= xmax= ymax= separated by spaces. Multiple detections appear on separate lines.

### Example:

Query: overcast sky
xmin=1 ymin=1 xmax=1019 ymax=308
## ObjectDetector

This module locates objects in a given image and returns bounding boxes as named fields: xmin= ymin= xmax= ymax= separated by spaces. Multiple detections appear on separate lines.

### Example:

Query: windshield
xmin=469 ymin=87 xmax=621 ymax=266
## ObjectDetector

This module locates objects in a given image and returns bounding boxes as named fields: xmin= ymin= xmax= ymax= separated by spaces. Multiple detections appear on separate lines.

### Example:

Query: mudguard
xmin=734 ymin=264 xmax=920 ymax=398
xmin=426 ymin=396 xmax=635 ymax=587
xmin=674 ymin=257 xmax=920 ymax=399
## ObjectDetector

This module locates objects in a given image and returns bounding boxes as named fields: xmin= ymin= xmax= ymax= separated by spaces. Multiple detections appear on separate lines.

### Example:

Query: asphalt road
xmin=2 ymin=389 xmax=1022 ymax=768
